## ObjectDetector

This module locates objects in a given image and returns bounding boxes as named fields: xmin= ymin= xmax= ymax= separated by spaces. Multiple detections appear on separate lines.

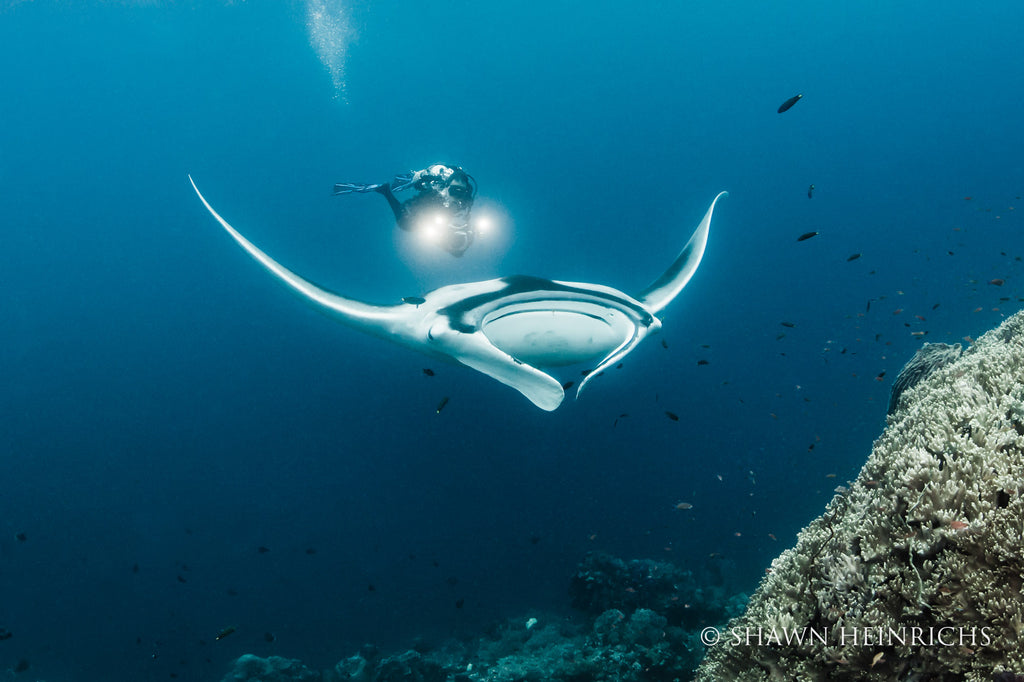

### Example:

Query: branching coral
xmin=696 ymin=311 xmax=1024 ymax=682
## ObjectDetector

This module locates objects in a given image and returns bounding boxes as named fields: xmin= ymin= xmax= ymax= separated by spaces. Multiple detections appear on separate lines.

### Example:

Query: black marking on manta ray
xmin=437 ymin=275 xmax=654 ymax=334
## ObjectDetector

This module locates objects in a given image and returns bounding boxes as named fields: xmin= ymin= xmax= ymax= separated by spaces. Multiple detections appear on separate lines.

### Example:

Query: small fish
xmin=780 ymin=321 xmax=796 ymax=328
xmin=176 ymin=575 xmax=187 ymax=583
xmin=661 ymin=338 xmax=669 ymax=349
xmin=422 ymin=368 xmax=435 ymax=377
xmin=777 ymin=93 xmax=803 ymax=113
xmin=367 ymin=584 xmax=376 ymax=592
xmin=990 ymin=278 xmax=1005 ymax=286
xmin=401 ymin=296 xmax=426 ymax=306
xmin=950 ymin=520 xmax=969 ymax=530
xmin=436 ymin=396 xmax=449 ymax=414
xmin=871 ymin=652 xmax=884 ymax=668
xmin=305 ymin=547 xmax=317 ymax=555
xmin=215 ymin=626 xmax=237 ymax=641
xmin=807 ymin=184 xmax=815 ymax=199
xmin=697 ymin=359 xmax=709 ymax=366
xmin=0 ymin=629 xmax=11 ymax=641
xmin=797 ymin=231 xmax=819 ymax=242
xmin=264 ymin=632 xmax=276 ymax=643
xmin=674 ymin=502 xmax=693 ymax=510
xmin=257 ymin=546 xmax=270 ymax=554
xmin=846 ymin=253 xmax=861 ymax=262
xmin=561 ymin=380 xmax=574 ymax=390
xmin=664 ymin=411 xmax=679 ymax=422
xmin=15 ymin=532 xmax=26 ymax=542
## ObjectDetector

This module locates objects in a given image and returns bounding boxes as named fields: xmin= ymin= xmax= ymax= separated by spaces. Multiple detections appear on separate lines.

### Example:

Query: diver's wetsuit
xmin=333 ymin=164 xmax=477 ymax=257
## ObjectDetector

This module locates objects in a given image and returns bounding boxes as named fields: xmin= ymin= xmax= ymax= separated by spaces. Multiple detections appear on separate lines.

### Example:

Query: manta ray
xmin=189 ymin=176 xmax=726 ymax=411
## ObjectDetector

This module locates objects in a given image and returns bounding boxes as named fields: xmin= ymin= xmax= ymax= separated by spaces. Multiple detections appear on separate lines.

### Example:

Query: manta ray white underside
xmin=190 ymin=176 xmax=726 ymax=410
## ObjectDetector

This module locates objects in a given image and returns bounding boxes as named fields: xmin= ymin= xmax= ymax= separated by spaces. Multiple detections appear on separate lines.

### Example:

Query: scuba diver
xmin=333 ymin=164 xmax=478 ymax=257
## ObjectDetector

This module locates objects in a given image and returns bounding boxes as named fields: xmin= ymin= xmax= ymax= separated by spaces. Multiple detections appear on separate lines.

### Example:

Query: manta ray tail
xmin=636 ymin=191 xmax=728 ymax=315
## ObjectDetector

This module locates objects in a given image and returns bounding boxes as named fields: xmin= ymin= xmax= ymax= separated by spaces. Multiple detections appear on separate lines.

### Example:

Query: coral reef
xmin=220 ymin=552 xmax=745 ymax=682
xmin=887 ymin=342 xmax=962 ymax=414
xmin=696 ymin=311 xmax=1024 ymax=681
xmin=221 ymin=654 xmax=322 ymax=682
xmin=570 ymin=552 xmax=742 ymax=630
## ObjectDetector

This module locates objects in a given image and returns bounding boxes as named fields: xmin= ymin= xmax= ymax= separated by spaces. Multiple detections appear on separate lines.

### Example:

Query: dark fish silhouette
xmin=401 ymin=296 xmax=426 ymax=306
xmin=847 ymin=253 xmax=861 ymax=262
xmin=777 ymin=93 xmax=803 ymax=113
xmin=215 ymin=625 xmax=237 ymax=641
xmin=797 ymin=231 xmax=818 ymax=241
xmin=665 ymin=411 xmax=679 ymax=421
xmin=422 ymin=368 xmax=435 ymax=377
xmin=807 ymin=184 xmax=815 ymax=199
xmin=436 ymin=396 xmax=449 ymax=414
xmin=561 ymin=380 xmax=574 ymax=390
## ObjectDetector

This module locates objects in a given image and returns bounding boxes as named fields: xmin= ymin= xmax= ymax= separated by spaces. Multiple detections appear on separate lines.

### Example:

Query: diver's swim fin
xmin=332 ymin=182 xmax=384 ymax=195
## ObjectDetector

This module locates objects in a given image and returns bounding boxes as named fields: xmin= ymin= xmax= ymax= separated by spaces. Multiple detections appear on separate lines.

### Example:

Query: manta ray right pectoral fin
xmin=442 ymin=331 xmax=565 ymax=411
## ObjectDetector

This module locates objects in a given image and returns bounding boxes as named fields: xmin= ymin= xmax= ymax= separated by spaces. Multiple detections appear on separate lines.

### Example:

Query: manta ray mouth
xmin=481 ymin=307 xmax=637 ymax=368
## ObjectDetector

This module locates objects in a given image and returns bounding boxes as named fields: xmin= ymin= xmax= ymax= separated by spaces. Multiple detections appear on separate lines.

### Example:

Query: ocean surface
xmin=1 ymin=1 xmax=1022 ymax=680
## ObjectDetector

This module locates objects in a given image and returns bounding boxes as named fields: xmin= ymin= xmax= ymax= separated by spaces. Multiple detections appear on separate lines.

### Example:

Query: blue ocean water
xmin=1 ymin=1 xmax=1022 ymax=679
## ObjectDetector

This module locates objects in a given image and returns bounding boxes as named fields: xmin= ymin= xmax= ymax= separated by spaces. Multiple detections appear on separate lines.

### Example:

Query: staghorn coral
xmin=696 ymin=311 xmax=1024 ymax=682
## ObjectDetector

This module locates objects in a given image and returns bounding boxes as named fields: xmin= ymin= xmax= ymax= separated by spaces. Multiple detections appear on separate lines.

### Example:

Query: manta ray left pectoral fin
xmin=440 ymin=331 xmax=565 ymax=411
xmin=637 ymin=191 xmax=727 ymax=314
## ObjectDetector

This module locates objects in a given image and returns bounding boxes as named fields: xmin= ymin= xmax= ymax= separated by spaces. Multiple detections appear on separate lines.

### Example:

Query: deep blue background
xmin=1 ymin=1 xmax=1022 ymax=680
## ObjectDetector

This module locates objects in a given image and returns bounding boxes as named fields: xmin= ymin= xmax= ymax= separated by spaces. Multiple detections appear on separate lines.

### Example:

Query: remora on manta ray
xmin=189 ymin=176 xmax=726 ymax=411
